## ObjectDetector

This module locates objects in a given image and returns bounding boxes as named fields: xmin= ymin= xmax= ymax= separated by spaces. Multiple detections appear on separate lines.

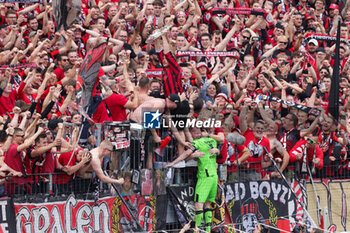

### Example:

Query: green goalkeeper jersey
xmin=190 ymin=137 xmax=218 ymax=178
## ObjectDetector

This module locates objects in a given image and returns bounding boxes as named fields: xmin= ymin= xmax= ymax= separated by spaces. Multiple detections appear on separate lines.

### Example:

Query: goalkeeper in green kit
xmin=166 ymin=126 xmax=220 ymax=232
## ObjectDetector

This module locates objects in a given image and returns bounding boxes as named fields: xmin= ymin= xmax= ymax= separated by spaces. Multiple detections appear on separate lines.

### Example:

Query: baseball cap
xmin=308 ymin=39 xmax=318 ymax=46
xmin=137 ymin=52 xmax=145 ymax=58
xmin=305 ymin=15 xmax=316 ymax=21
xmin=48 ymin=119 xmax=64 ymax=131
xmin=196 ymin=62 xmax=208 ymax=69
xmin=329 ymin=4 xmax=339 ymax=10
xmin=316 ymin=47 xmax=326 ymax=53
xmin=149 ymin=48 xmax=156 ymax=55
xmin=0 ymin=23 xmax=9 ymax=30
xmin=75 ymin=147 xmax=84 ymax=155
xmin=275 ymin=22 xmax=284 ymax=30
xmin=216 ymin=93 xmax=229 ymax=102
xmin=168 ymin=93 xmax=180 ymax=104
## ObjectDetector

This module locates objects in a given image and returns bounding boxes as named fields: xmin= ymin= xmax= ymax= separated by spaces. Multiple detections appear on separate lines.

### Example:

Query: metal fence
xmin=3 ymin=121 xmax=350 ymax=195
xmin=3 ymin=163 xmax=350 ymax=197
xmin=4 ymin=121 xmax=350 ymax=231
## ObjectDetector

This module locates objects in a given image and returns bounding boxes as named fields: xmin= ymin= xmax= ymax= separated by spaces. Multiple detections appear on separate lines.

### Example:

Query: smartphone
xmin=252 ymin=36 xmax=260 ymax=41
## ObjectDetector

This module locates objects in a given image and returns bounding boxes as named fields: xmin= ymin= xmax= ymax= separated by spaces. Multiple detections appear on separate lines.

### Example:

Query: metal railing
xmin=4 ymin=162 xmax=350 ymax=197
xmin=5 ymin=117 xmax=350 ymax=196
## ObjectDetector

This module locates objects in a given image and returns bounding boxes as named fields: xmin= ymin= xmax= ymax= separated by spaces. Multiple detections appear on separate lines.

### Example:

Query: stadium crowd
xmin=0 ymin=0 xmax=350 ymax=198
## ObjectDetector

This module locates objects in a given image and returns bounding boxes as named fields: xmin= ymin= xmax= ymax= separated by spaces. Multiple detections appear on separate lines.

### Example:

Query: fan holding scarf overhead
xmin=75 ymin=41 xmax=107 ymax=144
xmin=153 ymin=21 xmax=183 ymax=98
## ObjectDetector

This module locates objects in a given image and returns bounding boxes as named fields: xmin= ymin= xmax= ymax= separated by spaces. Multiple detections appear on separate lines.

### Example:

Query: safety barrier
xmin=4 ymin=163 xmax=350 ymax=197
xmin=4 ymin=121 xmax=350 ymax=232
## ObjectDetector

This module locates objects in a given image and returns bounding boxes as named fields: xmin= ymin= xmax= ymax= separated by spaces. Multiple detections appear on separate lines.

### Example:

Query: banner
xmin=168 ymin=181 xmax=301 ymax=232
xmin=15 ymin=194 xmax=167 ymax=233
xmin=258 ymin=94 xmax=321 ymax=116
xmin=306 ymin=179 xmax=350 ymax=232
xmin=0 ymin=63 xmax=38 ymax=70
xmin=212 ymin=8 xmax=266 ymax=17
xmin=112 ymin=194 xmax=167 ymax=232
xmin=211 ymin=184 xmax=233 ymax=232
xmin=15 ymin=194 xmax=115 ymax=233
xmin=13 ymin=180 xmax=327 ymax=232
xmin=0 ymin=0 xmax=40 ymax=3
xmin=225 ymin=180 xmax=296 ymax=233
xmin=168 ymin=185 xmax=195 ymax=226
xmin=146 ymin=69 xmax=163 ymax=79
xmin=0 ymin=197 xmax=16 ymax=233
xmin=305 ymin=33 xmax=350 ymax=43
xmin=176 ymin=50 xmax=240 ymax=59
xmin=168 ymin=185 xmax=232 ymax=231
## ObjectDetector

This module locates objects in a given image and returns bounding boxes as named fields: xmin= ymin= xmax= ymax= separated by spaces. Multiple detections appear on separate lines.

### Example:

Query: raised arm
xmin=31 ymin=136 xmax=58 ymax=157
xmin=261 ymin=43 xmax=281 ymax=59
xmin=162 ymin=27 xmax=171 ymax=54
xmin=18 ymin=3 xmax=40 ymax=15
xmin=2 ymin=127 xmax=14 ymax=153
xmin=215 ymin=23 xmax=238 ymax=51
xmin=271 ymin=139 xmax=289 ymax=172
xmin=25 ymin=113 xmax=41 ymax=138
xmin=239 ymin=105 xmax=249 ymax=134
xmin=300 ymin=115 xmax=321 ymax=137
xmin=258 ymin=103 xmax=275 ymax=126
xmin=17 ymin=127 xmax=44 ymax=152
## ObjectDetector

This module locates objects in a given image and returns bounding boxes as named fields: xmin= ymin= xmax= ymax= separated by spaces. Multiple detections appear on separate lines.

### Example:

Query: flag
xmin=53 ymin=0 xmax=81 ymax=30
xmin=75 ymin=42 xmax=107 ymax=111
xmin=329 ymin=18 xmax=341 ymax=121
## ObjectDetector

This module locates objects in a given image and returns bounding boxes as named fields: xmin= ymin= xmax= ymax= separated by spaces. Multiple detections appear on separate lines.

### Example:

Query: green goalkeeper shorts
xmin=194 ymin=176 xmax=218 ymax=203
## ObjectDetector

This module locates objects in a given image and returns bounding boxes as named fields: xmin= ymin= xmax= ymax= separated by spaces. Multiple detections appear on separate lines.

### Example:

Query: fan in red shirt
xmin=289 ymin=136 xmax=324 ymax=173
xmin=242 ymin=120 xmax=271 ymax=181
xmin=0 ymin=83 xmax=16 ymax=116
xmin=103 ymin=61 xmax=139 ymax=122
xmin=57 ymin=148 xmax=92 ymax=194
xmin=54 ymin=54 xmax=70 ymax=81
xmin=219 ymin=128 xmax=251 ymax=183
xmin=4 ymin=127 xmax=44 ymax=194
xmin=25 ymin=133 xmax=57 ymax=193
xmin=262 ymin=120 xmax=290 ymax=179
xmin=155 ymin=29 xmax=184 ymax=98
xmin=317 ymin=115 xmax=346 ymax=178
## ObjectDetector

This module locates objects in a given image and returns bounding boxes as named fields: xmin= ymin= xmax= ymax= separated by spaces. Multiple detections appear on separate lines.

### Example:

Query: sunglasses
xmin=106 ymin=148 xmax=113 ymax=152
xmin=62 ymin=59 xmax=68 ymax=62
xmin=279 ymin=41 xmax=288 ymax=45
xmin=243 ymin=36 xmax=251 ymax=40
xmin=306 ymin=138 xmax=316 ymax=144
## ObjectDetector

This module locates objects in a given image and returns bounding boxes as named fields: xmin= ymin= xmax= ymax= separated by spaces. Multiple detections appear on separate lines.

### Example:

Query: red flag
xmin=76 ymin=42 xmax=107 ymax=111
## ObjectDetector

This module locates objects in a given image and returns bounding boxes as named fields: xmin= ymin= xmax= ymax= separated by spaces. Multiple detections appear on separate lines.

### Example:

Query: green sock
xmin=204 ymin=208 xmax=213 ymax=232
xmin=195 ymin=209 xmax=204 ymax=229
